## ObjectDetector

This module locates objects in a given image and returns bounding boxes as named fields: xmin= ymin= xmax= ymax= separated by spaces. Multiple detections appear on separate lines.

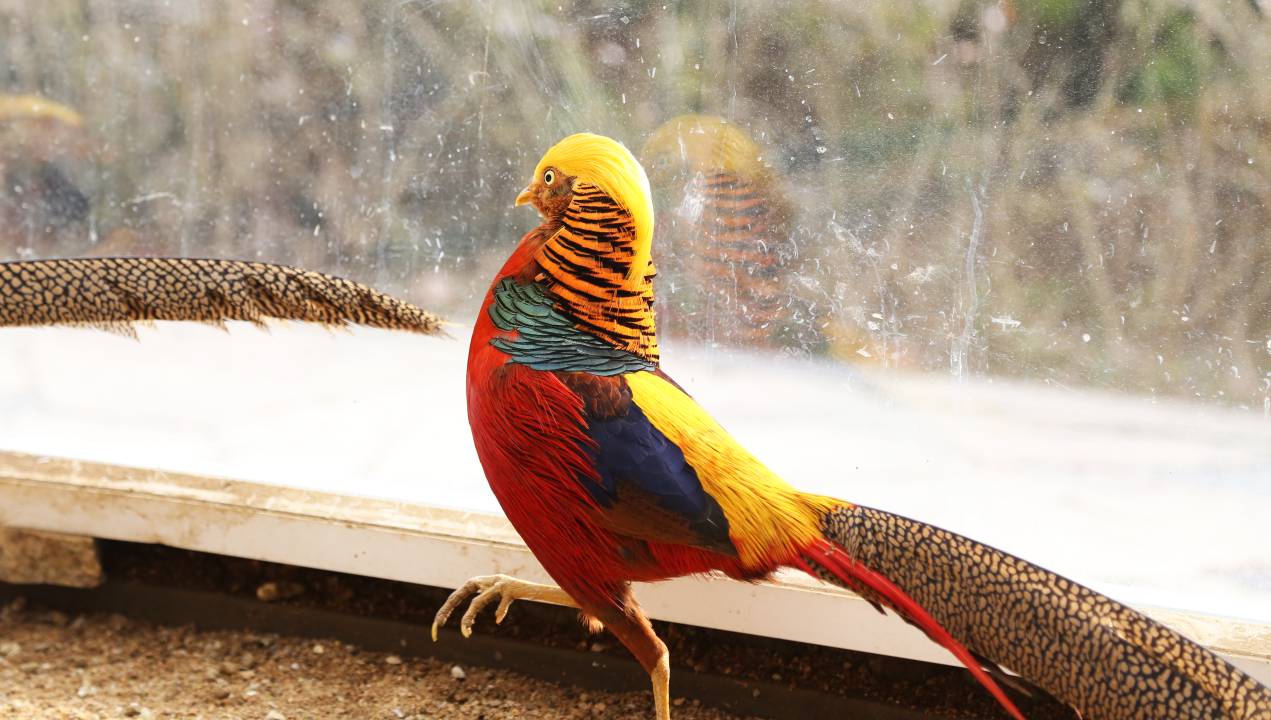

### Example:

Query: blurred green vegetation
xmin=0 ymin=0 xmax=1267 ymax=408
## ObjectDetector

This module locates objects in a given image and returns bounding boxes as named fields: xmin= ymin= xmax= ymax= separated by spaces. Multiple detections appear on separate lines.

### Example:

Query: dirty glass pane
xmin=0 ymin=2 xmax=1267 ymax=621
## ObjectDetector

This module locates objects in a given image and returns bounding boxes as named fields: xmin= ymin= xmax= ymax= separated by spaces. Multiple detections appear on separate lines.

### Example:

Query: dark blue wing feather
xmin=581 ymin=398 xmax=735 ymax=555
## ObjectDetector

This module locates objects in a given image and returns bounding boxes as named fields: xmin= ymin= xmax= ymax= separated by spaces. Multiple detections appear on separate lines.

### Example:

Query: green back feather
xmin=489 ymin=279 xmax=654 ymax=376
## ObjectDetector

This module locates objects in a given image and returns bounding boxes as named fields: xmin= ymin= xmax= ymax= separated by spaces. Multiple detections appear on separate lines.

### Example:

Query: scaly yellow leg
xmin=430 ymin=574 xmax=578 ymax=641
xmin=652 ymin=650 xmax=671 ymax=720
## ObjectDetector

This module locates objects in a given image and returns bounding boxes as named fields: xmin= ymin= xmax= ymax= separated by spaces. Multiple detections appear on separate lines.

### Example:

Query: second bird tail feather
xmin=0 ymin=257 xmax=443 ymax=335
xmin=813 ymin=502 xmax=1271 ymax=720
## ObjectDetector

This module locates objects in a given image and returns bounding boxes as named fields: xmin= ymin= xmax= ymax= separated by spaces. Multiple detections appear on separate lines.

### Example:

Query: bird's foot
xmin=431 ymin=574 xmax=577 ymax=641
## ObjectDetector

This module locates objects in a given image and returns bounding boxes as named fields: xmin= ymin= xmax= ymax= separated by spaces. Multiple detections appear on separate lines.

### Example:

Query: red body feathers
xmin=467 ymin=226 xmax=757 ymax=607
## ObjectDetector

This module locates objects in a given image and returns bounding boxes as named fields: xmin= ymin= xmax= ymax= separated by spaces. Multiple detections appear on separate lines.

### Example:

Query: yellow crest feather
xmin=533 ymin=133 xmax=654 ymax=281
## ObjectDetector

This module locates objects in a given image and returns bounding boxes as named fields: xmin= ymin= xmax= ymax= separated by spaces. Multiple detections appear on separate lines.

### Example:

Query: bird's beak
xmin=514 ymin=187 xmax=533 ymax=207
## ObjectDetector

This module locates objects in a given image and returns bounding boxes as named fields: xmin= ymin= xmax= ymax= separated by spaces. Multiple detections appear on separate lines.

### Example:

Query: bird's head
xmin=500 ymin=133 xmax=660 ymax=363
xmin=515 ymin=133 xmax=654 ymax=282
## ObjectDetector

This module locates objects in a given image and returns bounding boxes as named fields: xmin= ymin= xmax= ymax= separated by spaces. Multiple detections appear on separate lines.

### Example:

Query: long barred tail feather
xmin=0 ymin=257 xmax=444 ymax=336
xmin=797 ymin=539 xmax=1026 ymax=720
xmin=816 ymin=503 xmax=1271 ymax=720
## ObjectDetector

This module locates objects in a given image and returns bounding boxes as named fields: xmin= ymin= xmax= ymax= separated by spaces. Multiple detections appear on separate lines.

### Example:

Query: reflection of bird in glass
xmin=0 ymin=257 xmax=442 ymax=336
xmin=0 ymin=95 xmax=93 ymax=258
xmin=642 ymin=115 xmax=816 ymax=352
xmin=437 ymin=133 xmax=1271 ymax=720
xmin=0 ymin=95 xmax=84 ymax=128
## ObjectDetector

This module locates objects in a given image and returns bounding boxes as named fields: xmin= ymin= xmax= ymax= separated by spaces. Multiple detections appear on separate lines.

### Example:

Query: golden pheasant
xmin=434 ymin=132 xmax=1271 ymax=720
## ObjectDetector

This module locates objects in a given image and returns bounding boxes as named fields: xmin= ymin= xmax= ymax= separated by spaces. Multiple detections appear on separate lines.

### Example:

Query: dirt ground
xmin=0 ymin=597 xmax=749 ymax=720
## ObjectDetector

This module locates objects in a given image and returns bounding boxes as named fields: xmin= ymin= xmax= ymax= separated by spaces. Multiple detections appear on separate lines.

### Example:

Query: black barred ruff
xmin=533 ymin=181 xmax=660 ymax=363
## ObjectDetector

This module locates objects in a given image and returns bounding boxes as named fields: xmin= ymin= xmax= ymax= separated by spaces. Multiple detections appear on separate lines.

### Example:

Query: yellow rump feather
xmin=532 ymin=133 xmax=654 ymax=282
xmin=625 ymin=371 xmax=839 ymax=568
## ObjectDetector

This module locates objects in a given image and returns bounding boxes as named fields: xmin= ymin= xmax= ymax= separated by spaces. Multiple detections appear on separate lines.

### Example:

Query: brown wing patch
xmin=555 ymin=372 xmax=631 ymax=419
xmin=594 ymin=478 xmax=734 ymax=551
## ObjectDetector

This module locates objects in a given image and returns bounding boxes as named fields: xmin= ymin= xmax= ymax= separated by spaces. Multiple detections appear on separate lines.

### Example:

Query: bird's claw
xmin=431 ymin=574 xmax=522 ymax=642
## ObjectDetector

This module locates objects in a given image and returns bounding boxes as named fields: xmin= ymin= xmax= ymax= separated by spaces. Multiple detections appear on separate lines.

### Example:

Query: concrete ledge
xmin=0 ymin=450 xmax=1267 ymax=685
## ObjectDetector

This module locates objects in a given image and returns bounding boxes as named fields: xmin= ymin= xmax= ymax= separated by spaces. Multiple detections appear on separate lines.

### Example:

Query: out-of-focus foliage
xmin=0 ymin=0 xmax=1267 ymax=407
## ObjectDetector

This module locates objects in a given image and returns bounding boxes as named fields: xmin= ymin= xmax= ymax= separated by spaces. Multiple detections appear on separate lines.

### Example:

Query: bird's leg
xmin=588 ymin=591 xmax=672 ymax=720
xmin=431 ymin=574 xmax=578 ymax=641
xmin=435 ymin=578 xmax=672 ymax=718
xmin=651 ymin=650 xmax=671 ymax=720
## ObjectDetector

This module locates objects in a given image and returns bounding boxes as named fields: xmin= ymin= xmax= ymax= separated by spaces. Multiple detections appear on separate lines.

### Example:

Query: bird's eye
xmin=543 ymin=169 xmax=555 ymax=186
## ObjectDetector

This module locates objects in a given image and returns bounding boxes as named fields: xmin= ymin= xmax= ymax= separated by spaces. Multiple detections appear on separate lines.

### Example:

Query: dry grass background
xmin=0 ymin=0 xmax=1267 ymax=408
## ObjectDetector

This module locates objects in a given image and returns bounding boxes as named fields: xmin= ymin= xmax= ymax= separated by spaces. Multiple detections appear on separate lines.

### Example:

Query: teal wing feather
xmin=489 ymin=279 xmax=654 ymax=376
